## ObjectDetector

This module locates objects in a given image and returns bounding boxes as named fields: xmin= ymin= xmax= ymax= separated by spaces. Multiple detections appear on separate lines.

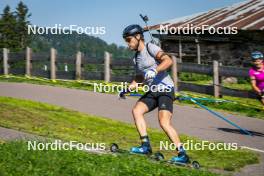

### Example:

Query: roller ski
xmin=110 ymin=143 xmax=152 ymax=156
xmin=153 ymin=147 xmax=200 ymax=169
xmin=110 ymin=143 xmax=200 ymax=169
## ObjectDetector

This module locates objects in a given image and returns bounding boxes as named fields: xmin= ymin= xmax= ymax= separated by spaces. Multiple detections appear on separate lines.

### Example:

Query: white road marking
xmin=240 ymin=146 xmax=264 ymax=153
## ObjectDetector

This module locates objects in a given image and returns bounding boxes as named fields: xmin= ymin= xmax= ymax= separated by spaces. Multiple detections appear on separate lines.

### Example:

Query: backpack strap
xmin=134 ymin=42 xmax=160 ymax=67
xmin=146 ymin=42 xmax=156 ymax=59
xmin=146 ymin=42 xmax=162 ymax=64
xmin=134 ymin=51 xmax=139 ymax=68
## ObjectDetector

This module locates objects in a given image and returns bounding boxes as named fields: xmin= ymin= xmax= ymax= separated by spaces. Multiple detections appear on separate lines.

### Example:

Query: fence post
xmin=195 ymin=39 xmax=201 ymax=64
xmin=219 ymin=62 xmax=223 ymax=98
xmin=26 ymin=47 xmax=32 ymax=76
xmin=50 ymin=48 xmax=56 ymax=80
xmin=3 ymin=48 xmax=9 ymax=75
xmin=213 ymin=60 xmax=220 ymax=98
xmin=171 ymin=55 xmax=178 ymax=92
xmin=104 ymin=51 xmax=111 ymax=82
xmin=178 ymin=39 xmax=182 ymax=63
xmin=75 ymin=51 xmax=82 ymax=80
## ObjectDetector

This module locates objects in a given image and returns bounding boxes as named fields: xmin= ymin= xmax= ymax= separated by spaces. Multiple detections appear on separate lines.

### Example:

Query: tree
xmin=15 ymin=1 xmax=31 ymax=49
xmin=0 ymin=5 xmax=18 ymax=49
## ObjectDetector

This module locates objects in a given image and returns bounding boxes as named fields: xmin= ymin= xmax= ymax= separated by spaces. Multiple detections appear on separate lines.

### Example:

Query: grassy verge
xmin=0 ymin=75 xmax=99 ymax=92
xmin=0 ymin=96 xmax=259 ymax=173
xmin=0 ymin=141 xmax=219 ymax=176
xmin=183 ymin=80 xmax=252 ymax=91
xmin=175 ymin=91 xmax=264 ymax=119
xmin=178 ymin=72 xmax=252 ymax=91
xmin=0 ymin=75 xmax=263 ymax=119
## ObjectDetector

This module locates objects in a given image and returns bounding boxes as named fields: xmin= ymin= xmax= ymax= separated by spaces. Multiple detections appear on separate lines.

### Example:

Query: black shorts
xmin=138 ymin=88 xmax=175 ymax=113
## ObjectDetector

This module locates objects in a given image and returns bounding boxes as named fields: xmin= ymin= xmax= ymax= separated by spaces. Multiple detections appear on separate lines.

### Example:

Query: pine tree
xmin=15 ymin=1 xmax=31 ymax=50
xmin=0 ymin=5 xmax=18 ymax=49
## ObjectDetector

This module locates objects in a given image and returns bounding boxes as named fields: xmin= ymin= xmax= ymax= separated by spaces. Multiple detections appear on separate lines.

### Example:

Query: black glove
xmin=118 ymin=89 xmax=129 ymax=99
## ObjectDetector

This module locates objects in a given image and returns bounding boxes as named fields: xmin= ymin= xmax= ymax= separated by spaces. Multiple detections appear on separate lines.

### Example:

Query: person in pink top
xmin=249 ymin=51 xmax=264 ymax=105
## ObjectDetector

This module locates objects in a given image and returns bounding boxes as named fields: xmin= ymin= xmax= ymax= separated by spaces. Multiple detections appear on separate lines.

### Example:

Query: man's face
xmin=124 ymin=35 xmax=140 ymax=50
xmin=252 ymin=59 xmax=263 ymax=67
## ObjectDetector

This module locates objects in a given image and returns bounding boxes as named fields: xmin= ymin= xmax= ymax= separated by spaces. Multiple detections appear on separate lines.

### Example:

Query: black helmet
xmin=122 ymin=24 xmax=144 ymax=38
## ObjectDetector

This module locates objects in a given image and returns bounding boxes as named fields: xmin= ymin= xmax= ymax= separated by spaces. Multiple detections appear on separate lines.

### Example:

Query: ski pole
xmin=182 ymin=94 xmax=252 ymax=136
xmin=156 ymin=77 xmax=252 ymax=136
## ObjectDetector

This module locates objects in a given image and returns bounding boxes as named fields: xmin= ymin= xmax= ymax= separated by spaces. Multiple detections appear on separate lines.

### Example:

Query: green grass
xmin=175 ymin=91 xmax=264 ymax=119
xmin=0 ymin=75 xmax=124 ymax=94
xmin=0 ymin=75 xmax=98 ymax=91
xmin=176 ymin=75 xmax=264 ymax=118
xmin=183 ymin=80 xmax=252 ymax=91
xmin=0 ymin=75 xmax=263 ymax=119
xmin=178 ymin=72 xmax=252 ymax=91
xmin=222 ymin=83 xmax=252 ymax=91
xmin=0 ymin=96 xmax=259 ymax=174
xmin=0 ymin=141 xmax=219 ymax=176
xmin=179 ymin=72 xmax=211 ymax=82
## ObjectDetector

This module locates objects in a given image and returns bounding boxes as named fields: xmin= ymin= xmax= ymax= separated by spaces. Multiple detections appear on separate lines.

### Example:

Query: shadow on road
xmin=218 ymin=128 xmax=264 ymax=137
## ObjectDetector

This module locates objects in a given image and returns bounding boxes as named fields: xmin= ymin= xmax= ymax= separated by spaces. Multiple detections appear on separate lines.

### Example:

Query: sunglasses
xmin=252 ymin=54 xmax=263 ymax=60
xmin=252 ymin=59 xmax=263 ymax=63
xmin=125 ymin=37 xmax=133 ymax=43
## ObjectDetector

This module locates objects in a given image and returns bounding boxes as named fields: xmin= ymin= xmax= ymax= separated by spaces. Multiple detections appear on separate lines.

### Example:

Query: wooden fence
xmin=0 ymin=47 xmax=257 ymax=99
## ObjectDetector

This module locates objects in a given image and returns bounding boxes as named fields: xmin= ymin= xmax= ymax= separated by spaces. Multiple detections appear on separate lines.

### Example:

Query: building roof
xmin=149 ymin=0 xmax=264 ymax=31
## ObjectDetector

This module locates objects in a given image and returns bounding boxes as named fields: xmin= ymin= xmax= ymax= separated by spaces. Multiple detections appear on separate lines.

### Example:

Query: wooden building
xmin=149 ymin=0 xmax=264 ymax=66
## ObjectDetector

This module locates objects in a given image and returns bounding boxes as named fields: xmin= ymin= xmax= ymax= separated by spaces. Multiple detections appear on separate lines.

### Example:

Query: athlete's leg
xmin=257 ymin=92 xmax=264 ymax=105
xmin=260 ymin=98 xmax=264 ymax=105
xmin=157 ymin=93 xmax=188 ymax=163
xmin=130 ymin=93 xmax=157 ymax=154
xmin=260 ymin=92 xmax=264 ymax=105
xmin=158 ymin=110 xmax=181 ymax=147
xmin=132 ymin=101 xmax=149 ymax=137
xmin=158 ymin=109 xmax=188 ymax=163
xmin=157 ymin=90 xmax=181 ymax=147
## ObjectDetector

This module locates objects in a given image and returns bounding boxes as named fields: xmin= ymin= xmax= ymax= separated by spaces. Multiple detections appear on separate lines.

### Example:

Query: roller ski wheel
xmin=191 ymin=161 xmax=200 ymax=169
xmin=153 ymin=152 xmax=165 ymax=161
xmin=170 ymin=160 xmax=200 ymax=169
xmin=110 ymin=143 xmax=119 ymax=153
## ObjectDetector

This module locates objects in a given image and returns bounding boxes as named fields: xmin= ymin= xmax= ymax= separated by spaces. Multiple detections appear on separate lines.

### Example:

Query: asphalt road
xmin=0 ymin=82 xmax=263 ymax=152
